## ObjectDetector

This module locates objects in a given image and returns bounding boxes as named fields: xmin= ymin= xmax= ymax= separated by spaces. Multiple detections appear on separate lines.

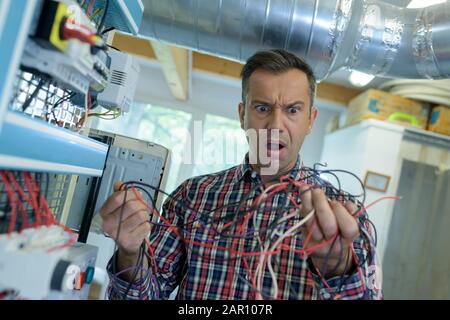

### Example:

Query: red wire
xmin=28 ymin=173 xmax=55 ymax=226
xmin=87 ymin=0 xmax=95 ymax=15
xmin=242 ymin=256 xmax=256 ymax=297
xmin=47 ymin=233 xmax=77 ymax=253
xmin=132 ymin=188 xmax=283 ymax=258
xmin=145 ymin=238 xmax=159 ymax=274
xmin=0 ymin=172 xmax=18 ymax=235
xmin=129 ymin=182 xmax=394 ymax=297
xmin=5 ymin=172 xmax=30 ymax=230
xmin=40 ymin=194 xmax=56 ymax=226
xmin=355 ymin=196 xmax=401 ymax=217
xmin=1 ymin=170 xmax=74 ymax=252
xmin=23 ymin=172 xmax=42 ymax=227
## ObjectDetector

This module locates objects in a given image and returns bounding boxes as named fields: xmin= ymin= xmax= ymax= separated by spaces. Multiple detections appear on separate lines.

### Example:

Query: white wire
xmin=253 ymin=204 xmax=302 ymax=297
xmin=257 ymin=209 xmax=315 ymax=299
xmin=256 ymin=183 xmax=285 ymax=206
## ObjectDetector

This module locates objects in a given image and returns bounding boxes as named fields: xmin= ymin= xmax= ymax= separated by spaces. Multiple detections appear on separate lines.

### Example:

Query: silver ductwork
xmin=138 ymin=0 xmax=450 ymax=82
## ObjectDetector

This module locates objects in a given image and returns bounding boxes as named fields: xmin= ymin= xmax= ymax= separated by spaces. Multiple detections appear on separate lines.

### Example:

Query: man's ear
xmin=307 ymin=106 xmax=318 ymax=134
xmin=238 ymin=102 xmax=245 ymax=130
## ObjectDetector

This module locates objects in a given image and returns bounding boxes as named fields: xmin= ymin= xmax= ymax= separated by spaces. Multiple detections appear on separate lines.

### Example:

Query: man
xmin=100 ymin=49 xmax=381 ymax=300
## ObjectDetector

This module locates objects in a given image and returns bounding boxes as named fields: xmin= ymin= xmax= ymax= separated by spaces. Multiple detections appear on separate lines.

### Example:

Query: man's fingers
xmin=312 ymin=235 xmax=345 ymax=258
xmin=332 ymin=200 xmax=360 ymax=241
xmin=130 ymin=221 xmax=152 ymax=241
xmin=306 ymin=218 xmax=324 ymax=242
xmin=345 ymin=200 xmax=360 ymax=216
xmin=299 ymin=186 xmax=313 ymax=216
xmin=101 ymin=199 xmax=148 ymax=234
xmin=103 ymin=211 xmax=149 ymax=243
xmin=312 ymin=188 xmax=338 ymax=240
xmin=100 ymin=190 xmax=140 ymax=218
xmin=113 ymin=181 xmax=123 ymax=192
xmin=299 ymin=186 xmax=323 ymax=242
xmin=121 ymin=209 xmax=150 ymax=233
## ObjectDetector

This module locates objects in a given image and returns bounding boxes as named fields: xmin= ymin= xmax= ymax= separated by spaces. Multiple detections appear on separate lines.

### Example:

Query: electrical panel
xmin=93 ymin=132 xmax=169 ymax=215
xmin=95 ymin=49 xmax=140 ymax=113
xmin=65 ymin=129 xmax=171 ymax=234
xmin=22 ymin=39 xmax=110 ymax=94
xmin=0 ymin=0 xmax=146 ymax=300
xmin=61 ymin=129 xmax=170 ymax=276
xmin=48 ymin=242 xmax=98 ymax=300
xmin=23 ymin=0 xmax=109 ymax=94
xmin=19 ymin=0 xmax=142 ymax=117
xmin=90 ymin=0 xmax=145 ymax=35
xmin=0 ymin=226 xmax=97 ymax=300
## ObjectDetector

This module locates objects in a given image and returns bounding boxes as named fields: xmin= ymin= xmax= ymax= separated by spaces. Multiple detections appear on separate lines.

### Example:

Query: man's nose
xmin=267 ymin=108 xmax=284 ymax=132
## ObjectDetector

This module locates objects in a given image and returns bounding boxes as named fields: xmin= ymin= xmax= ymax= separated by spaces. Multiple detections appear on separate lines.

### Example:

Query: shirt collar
xmin=232 ymin=154 xmax=253 ymax=183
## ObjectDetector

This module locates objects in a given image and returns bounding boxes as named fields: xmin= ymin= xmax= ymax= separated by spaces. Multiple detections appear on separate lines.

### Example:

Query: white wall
xmin=133 ymin=57 xmax=345 ymax=169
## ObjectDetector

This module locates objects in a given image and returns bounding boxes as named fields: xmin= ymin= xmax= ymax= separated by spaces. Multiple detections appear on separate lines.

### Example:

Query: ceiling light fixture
xmin=348 ymin=71 xmax=375 ymax=87
xmin=407 ymin=0 xmax=446 ymax=9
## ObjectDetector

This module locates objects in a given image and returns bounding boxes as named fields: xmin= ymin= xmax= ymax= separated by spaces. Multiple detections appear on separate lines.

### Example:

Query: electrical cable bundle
xmin=0 ymin=170 xmax=76 ymax=251
xmin=108 ymin=164 xmax=399 ymax=300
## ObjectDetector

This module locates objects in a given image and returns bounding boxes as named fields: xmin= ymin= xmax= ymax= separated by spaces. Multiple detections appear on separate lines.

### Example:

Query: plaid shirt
xmin=107 ymin=156 xmax=382 ymax=300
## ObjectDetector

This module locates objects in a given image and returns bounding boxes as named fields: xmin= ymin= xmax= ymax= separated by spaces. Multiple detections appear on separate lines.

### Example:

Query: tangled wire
xmin=108 ymin=164 xmax=399 ymax=300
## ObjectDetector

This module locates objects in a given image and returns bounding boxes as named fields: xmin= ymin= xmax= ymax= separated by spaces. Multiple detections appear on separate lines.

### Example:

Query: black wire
xmin=48 ymin=92 xmax=76 ymax=123
xmin=122 ymin=175 xmax=372 ymax=249
xmin=97 ymin=0 xmax=110 ymax=33
xmin=101 ymin=26 xmax=115 ymax=35
xmin=114 ymin=163 xmax=377 ymax=299
xmin=122 ymin=242 xmax=145 ymax=299
xmin=316 ymin=234 xmax=341 ymax=291
xmin=110 ymin=187 xmax=128 ymax=290
xmin=143 ymin=249 xmax=162 ymax=298
xmin=22 ymin=78 xmax=46 ymax=111
xmin=114 ymin=184 xmax=155 ymax=299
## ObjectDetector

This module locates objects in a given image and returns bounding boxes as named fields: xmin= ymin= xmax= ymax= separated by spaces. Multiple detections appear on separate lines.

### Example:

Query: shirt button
xmin=322 ymin=291 xmax=331 ymax=299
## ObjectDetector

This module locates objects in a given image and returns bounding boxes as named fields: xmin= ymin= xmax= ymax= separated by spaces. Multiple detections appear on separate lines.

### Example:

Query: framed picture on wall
xmin=364 ymin=171 xmax=391 ymax=192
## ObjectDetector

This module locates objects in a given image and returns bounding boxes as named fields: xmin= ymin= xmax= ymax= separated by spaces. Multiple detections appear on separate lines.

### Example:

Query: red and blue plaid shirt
xmin=107 ymin=156 xmax=382 ymax=300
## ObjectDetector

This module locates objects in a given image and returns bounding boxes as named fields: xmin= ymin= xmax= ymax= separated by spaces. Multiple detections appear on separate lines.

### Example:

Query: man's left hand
xmin=299 ymin=186 xmax=360 ymax=278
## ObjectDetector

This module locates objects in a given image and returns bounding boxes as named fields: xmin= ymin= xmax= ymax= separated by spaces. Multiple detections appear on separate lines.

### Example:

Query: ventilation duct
xmin=138 ymin=0 xmax=450 ymax=81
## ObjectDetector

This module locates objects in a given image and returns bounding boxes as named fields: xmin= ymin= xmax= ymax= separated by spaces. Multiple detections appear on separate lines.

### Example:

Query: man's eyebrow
xmin=251 ymin=100 xmax=273 ymax=106
xmin=250 ymin=100 xmax=306 ymax=107
xmin=285 ymin=101 xmax=305 ymax=107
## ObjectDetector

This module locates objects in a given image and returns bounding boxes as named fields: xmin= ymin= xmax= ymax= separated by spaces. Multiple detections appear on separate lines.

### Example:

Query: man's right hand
xmin=100 ymin=181 xmax=151 ymax=280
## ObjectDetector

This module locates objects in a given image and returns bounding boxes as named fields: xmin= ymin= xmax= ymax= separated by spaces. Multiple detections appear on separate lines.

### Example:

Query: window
xmin=136 ymin=106 xmax=192 ymax=193
xmin=192 ymin=114 xmax=248 ymax=176
xmin=93 ymin=104 xmax=249 ymax=194
xmin=94 ymin=104 xmax=192 ymax=194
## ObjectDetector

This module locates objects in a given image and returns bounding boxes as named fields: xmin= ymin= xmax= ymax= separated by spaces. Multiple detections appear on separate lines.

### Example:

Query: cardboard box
xmin=428 ymin=106 xmax=450 ymax=136
xmin=345 ymin=89 xmax=429 ymax=129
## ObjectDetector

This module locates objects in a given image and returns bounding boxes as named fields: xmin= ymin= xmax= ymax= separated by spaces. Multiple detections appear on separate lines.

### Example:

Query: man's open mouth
xmin=266 ymin=141 xmax=287 ymax=151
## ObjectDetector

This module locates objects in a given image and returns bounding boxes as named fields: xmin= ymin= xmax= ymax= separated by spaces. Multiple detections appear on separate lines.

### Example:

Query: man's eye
xmin=255 ymin=105 xmax=269 ymax=113
xmin=287 ymin=106 xmax=300 ymax=114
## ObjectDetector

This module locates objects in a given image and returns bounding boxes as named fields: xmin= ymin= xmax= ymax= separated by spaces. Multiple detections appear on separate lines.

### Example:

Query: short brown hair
xmin=240 ymin=49 xmax=316 ymax=107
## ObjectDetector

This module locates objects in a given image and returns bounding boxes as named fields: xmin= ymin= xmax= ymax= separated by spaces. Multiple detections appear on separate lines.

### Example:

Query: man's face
xmin=238 ymin=68 xmax=318 ymax=175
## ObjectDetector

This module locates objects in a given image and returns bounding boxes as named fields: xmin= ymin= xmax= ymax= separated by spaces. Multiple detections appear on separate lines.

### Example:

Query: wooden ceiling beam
xmin=151 ymin=41 xmax=191 ymax=101
xmin=110 ymin=32 xmax=362 ymax=105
